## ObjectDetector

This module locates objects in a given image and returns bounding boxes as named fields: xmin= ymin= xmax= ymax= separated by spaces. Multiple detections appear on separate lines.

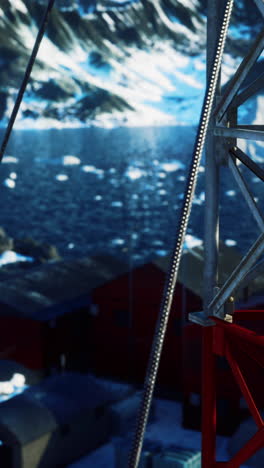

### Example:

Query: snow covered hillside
xmin=0 ymin=0 xmax=262 ymax=128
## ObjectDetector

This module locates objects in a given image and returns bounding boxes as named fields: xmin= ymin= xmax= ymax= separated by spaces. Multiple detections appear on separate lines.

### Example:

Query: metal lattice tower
xmin=128 ymin=0 xmax=264 ymax=467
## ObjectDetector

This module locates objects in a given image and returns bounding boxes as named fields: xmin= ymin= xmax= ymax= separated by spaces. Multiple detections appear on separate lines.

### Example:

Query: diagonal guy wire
xmin=0 ymin=0 xmax=56 ymax=163
xmin=127 ymin=1 xmax=234 ymax=467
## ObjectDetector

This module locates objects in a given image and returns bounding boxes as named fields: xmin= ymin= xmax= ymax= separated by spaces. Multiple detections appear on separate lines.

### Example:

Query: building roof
xmin=153 ymin=243 xmax=264 ymax=300
xmin=0 ymin=255 xmax=127 ymax=320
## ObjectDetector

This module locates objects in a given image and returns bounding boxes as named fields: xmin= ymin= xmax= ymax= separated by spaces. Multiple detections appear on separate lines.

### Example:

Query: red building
xmin=0 ymin=255 xmax=126 ymax=374
xmin=91 ymin=257 xmax=202 ymax=391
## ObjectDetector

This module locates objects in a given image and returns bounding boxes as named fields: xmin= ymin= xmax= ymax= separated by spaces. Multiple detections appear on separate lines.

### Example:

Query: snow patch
xmin=12 ymin=0 xmax=27 ymax=14
xmin=0 ymin=250 xmax=33 ymax=266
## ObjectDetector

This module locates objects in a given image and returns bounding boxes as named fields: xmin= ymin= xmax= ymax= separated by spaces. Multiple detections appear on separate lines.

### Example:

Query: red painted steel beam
xmin=202 ymin=327 xmax=217 ymax=468
xmin=210 ymin=317 xmax=264 ymax=347
xmin=225 ymin=344 xmax=264 ymax=428
xmin=201 ymin=317 xmax=264 ymax=467
xmin=223 ymin=427 xmax=264 ymax=468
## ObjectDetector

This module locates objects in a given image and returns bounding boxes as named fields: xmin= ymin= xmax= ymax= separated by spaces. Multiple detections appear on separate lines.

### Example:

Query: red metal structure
xmin=191 ymin=0 xmax=264 ymax=464
xmin=202 ymin=312 xmax=264 ymax=467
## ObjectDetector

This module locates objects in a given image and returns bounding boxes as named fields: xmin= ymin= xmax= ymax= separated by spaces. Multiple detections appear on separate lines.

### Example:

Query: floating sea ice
xmin=198 ymin=166 xmax=205 ymax=173
xmin=111 ymin=201 xmax=123 ymax=207
xmin=2 ymin=156 xmax=18 ymax=164
xmin=109 ymin=168 xmax=116 ymax=173
xmin=109 ymin=178 xmax=118 ymax=186
xmin=111 ymin=238 xmax=125 ymax=246
xmin=125 ymin=167 xmax=146 ymax=180
xmin=153 ymin=240 xmax=164 ymax=246
xmin=3 ymin=178 xmax=15 ymax=189
xmin=225 ymin=190 xmax=236 ymax=197
xmin=10 ymin=172 xmax=17 ymax=180
xmin=160 ymin=161 xmax=185 ymax=172
xmin=153 ymin=160 xmax=159 ymax=166
xmin=68 ymin=243 xmax=75 ymax=249
xmin=132 ymin=194 xmax=139 ymax=200
xmin=94 ymin=195 xmax=102 ymax=201
xmin=55 ymin=174 xmax=69 ymax=181
xmin=184 ymin=235 xmax=203 ymax=250
xmin=177 ymin=176 xmax=186 ymax=181
xmin=225 ymin=239 xmax=237 ymax=247
xmin=155 ymin=249 xmax=168 ymax=257
xmin=131 ymin=233 xmax=138 ymax=240
xmin=158 ymin=172 xmax=166 ymax=178
xmin=62 ymin=155 xmax=81 ymax=166
xmin=193 ymin=192 xmax=205 ymax=205
xmin=81 ymin=165 xmax=104 ymax=178
xmin=158 ymin=189 xmax=167 ymax=195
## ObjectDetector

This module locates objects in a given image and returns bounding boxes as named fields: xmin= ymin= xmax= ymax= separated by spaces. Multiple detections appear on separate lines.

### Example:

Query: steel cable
xmin=0 ymin=0 xmax=56 ymax=163
xmin=127 ymin=1 xmax=234 ymax=467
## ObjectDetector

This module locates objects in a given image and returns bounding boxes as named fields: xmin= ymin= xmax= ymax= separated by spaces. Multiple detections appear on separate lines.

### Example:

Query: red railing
xmin=202 ymin=311 xmax=264 ymax=467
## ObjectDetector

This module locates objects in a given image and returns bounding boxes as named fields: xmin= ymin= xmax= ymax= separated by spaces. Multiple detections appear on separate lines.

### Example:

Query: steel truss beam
xmin=254 ymin=0 xmax=264 ymax=17
xmin=228 ymin=156 xmax=264 ymax=230
xmin=214 ymin=29 xmax=264 ymax=123
xmin=232 ymin=73 xmax=264 ymax=108
xmin=229 ymin=146 xmax=264 ymax=182
xmin=208 ymin=232 xmax=264 ymax=318
xmin=214 ymin=126 xmax=264 ymax=141
xmin=239 ymin=259 xmax=264 ymax=292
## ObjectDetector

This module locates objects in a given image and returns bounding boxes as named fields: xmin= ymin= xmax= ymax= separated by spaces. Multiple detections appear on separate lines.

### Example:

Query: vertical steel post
xmin=202 ymin=2 xmax=223 ymax=466
xmin=204 ymin=0 xmax=222 ymax=310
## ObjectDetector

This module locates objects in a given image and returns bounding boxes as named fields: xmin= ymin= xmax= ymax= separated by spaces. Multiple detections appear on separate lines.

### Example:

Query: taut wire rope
xmin=0 ymin=0 xmax=56 ymax=163
xmin=127 ymin=1 xmax=234 ymax=466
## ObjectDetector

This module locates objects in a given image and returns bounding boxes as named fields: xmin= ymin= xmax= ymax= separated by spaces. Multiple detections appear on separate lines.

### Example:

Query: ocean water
xmin=0 ymin=126 xmax=262 ymax=264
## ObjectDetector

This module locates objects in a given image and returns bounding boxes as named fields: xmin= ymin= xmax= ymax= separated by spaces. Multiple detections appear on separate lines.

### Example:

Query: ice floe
xmin=55 ymin=174 xmax=69 ymax=181
xmin=111 ymin=238 xmax=125 ymax=246
xmin=111 ymin=201 xmax=123 ymax=207
xmin=81 ymin=165 xmax=104 ymax=177
xmin=225 ymin=190 xmax=236 ymax=197
xmin=184 ymin=234 xmax=203 ymax=249
xmin=160 ymin=161 xmax=185 ymax=172
xmin=2 ymin=156 xmax=18 ymax=164
xmin=3 ymin=178 xmax=16 ymax=189
xmin=125 ymin=167 xmax=146 ymax=180
xmin=62 ymin=155 xmax=81 ymax=166
xmin=225 ymin=239 xmax=237 ymax=247
xmin=155 ymin=249 xmax=168 ymax=256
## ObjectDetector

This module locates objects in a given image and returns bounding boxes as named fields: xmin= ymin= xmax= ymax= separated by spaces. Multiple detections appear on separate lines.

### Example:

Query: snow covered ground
xmin=67 ymin=398 xmax=250 ymax=468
